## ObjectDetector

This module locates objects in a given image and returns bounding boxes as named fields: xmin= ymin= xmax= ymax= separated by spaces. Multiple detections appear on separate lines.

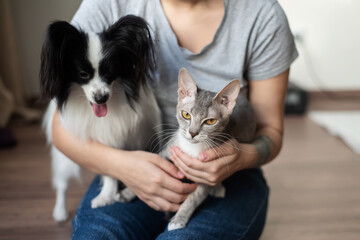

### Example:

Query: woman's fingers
xmin=162 ymin=176 xmax=197 ymax=194
xmin=144 ymin=199 xmax=161 ymax=211
xmin=171 ymin=155 xmax=209 ymax=179
xmin=149 ymin=155 xmax=197 ymax=194
xmin=151 ymin=196 xmax=181 ymax=212
xmin=170 ymin=146 xmax=237 ymax=186
xmin=156 ymin=187 xmax=188 ymax=204
xmin=171 ymin=156 xmax=216 ymax=186
xmin=152 ymin=154 xmax=184 ymax=179
xmin=170 ymin=147 xmax=206 ymax=171
xmin=199 ymin=140 xmax=238 ymax=162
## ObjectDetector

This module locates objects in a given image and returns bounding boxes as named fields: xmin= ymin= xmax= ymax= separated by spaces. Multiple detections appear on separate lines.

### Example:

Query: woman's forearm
xmin=221 ymin=126 xmax=283 ymax=172
xmin=51 ymin=110 xmax=197 ymax=212
xmin=238 ymin=126 xmax=283 ymax=170
xmin=51 ymin=110 xmax=126 ymax=178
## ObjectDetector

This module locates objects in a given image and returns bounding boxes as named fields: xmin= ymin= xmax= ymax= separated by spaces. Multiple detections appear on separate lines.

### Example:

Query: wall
xmin=10 ymin=0 xmax=360 ymax=96
xmin=10 ymin=0 xmax=82 ymax=97
xmin=279 ymin=0 xmax=360 ymax=91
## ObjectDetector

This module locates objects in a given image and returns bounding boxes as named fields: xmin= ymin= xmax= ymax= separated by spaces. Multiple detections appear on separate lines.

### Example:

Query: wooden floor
xmin=0 ymin=96 xmax=359 ymax=240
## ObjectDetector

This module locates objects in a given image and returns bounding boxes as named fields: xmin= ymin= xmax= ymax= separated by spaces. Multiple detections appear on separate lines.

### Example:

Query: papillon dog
xmin=40 ymin=15 xmax=161 ymax=222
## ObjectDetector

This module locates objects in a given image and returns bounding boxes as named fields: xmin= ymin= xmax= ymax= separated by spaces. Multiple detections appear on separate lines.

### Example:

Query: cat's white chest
xmin=176 ymin=132 xmax=208 ymax=158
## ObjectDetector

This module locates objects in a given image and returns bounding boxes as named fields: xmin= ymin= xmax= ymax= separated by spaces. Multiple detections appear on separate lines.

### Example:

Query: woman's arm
xmin=249 ymin=69 xmax=289 ymax=166
xmin=52 ymin=111 xmax=197 ymax=211
xmin=169 ymin=69 xmax=289 ymax=186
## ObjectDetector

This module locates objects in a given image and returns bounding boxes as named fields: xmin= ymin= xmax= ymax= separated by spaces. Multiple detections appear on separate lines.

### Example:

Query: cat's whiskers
xmin=211 ymin=132 xmax=236 ymax=143
xmin=207 ymin=139 xmax=226 ymax=158
xmin=152 ymin=123 xmax=178 ymax=132
xmin=207 ymin=138 xmax=231 ymax=176
xmin=153 ymin=130 xmax=176 ymax=143
xmin=210 ymin=136 xmax=240 ymax=151
xmin=181 ymin=129 xmax=188 ymax=138
xmin=150 ymin=133 xmax=176 ymax=153
xmin=159 ymin=134 xmax=178 ymax=153
xmin=204 ymin=140 xmax=219 ymax=161
xmin=204 ymin=140 xmax=219 ymax=160
xmin=154 ymin=123 xmax=179 ymax=128
xmin=149 ymin=128 xmax=177 ymax=153
xmin=210 ymin=132 xmax=232 ymax=142
xmin=211 ymin=133 xmax=257 ymax=154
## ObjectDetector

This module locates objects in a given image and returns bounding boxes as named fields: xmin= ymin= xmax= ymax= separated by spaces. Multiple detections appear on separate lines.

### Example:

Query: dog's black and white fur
xmin=41 ymin=15 xmax=161 ymax=222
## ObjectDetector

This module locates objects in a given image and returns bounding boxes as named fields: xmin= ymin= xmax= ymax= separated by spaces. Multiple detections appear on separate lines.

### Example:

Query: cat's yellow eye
xmin=205 ymin=118 xmax=217 ymax=125
xmin=182 ymin=110 xmax=191 ymax=120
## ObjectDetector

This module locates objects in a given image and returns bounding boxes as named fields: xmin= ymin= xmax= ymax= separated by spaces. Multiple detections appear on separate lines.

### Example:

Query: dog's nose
xmin=94 ymin=93 xmax=109 ymax=104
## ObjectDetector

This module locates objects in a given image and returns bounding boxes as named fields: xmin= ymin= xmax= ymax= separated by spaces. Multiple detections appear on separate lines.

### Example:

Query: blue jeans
xmin=72 ymin=168 xmax=269 ymax=240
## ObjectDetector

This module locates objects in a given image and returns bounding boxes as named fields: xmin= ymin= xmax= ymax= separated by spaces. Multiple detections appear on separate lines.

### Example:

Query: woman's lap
xmin=71 ymin=177 xmax=167 ymax=240
xmin=72 ymin=168 xmax=269 ymax=240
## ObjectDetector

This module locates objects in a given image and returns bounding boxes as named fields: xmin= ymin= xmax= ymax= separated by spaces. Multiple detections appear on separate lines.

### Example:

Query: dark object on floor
xmin=0 ymin=127 xmax=17 ymax=148
xmin=285 ymin=82 xmax=308 ymax=115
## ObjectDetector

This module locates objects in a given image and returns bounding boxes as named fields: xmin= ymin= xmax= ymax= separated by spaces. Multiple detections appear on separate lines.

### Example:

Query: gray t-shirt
xmin=71 ymin=0 xmax=298 ymax=124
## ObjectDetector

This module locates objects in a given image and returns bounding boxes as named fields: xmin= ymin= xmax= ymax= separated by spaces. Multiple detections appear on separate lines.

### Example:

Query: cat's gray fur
xmin=160 ymin=68 xmax=256 ymax=230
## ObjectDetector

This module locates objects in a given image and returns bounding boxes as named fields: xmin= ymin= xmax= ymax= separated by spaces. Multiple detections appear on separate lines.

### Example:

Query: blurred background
xmin=0 ymin=0 xmax=359 ymax=239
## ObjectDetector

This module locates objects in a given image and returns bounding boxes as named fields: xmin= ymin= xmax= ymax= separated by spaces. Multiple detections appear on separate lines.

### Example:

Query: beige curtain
xmin=0 ymin=0 xmax=41 ymax=127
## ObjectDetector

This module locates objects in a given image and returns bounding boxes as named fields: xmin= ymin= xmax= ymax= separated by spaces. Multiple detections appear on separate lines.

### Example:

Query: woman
xmin=52 ymin=0 xmax=298 ymax=239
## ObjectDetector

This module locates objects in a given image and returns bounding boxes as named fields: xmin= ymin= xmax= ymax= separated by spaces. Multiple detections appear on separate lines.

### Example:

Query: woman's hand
xmin=169 ymin=140 xmax=255 ymax=186
xmin=117 ymin=151 xmax=197 ymax=212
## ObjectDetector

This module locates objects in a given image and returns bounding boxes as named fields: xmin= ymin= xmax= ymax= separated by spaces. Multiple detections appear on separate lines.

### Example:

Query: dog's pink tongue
xmin=92 ymin=103 xmax=107 ymax=117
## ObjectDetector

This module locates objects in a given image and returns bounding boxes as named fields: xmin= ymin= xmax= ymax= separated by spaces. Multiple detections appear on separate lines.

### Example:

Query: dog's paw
xmin=53 ymin=206 xmax=68 ymax=222
xmin=168 ymin=220 xmax=186 ymax=231
xmin=115 ymin=193 xmax=128 ymax=203
xmin=116 ymin=188 xmax=136 ymax=203
xmin=91 ymin=195 xmax=115 ymax=209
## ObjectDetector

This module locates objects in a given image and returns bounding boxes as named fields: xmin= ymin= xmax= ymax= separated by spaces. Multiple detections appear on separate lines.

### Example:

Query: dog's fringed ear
xmin=39 ymin=21 xmax=84 ymax=105
xmin=101 ymin=15 xmax=156 ymax=104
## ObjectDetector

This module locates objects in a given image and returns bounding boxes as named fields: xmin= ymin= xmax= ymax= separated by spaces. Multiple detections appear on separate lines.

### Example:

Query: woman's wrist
xmin=239 ymin=129 xmax=283 ymax=169
xmin=236 ymin=142 xmax=259 ymax=170
xmin=103 ymin=148 xmax=134 ymax=181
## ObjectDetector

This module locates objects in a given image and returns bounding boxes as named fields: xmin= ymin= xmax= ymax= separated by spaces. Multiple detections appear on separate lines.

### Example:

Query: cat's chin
xmin=186 ymin=139 xmax=200 ymax=144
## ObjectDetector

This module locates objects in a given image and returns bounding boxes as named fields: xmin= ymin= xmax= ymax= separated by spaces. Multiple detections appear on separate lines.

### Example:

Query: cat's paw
xmin=91 ymin=195 xmax=115 ymax=208
xmin=115 ymin=188 xmax=136 ymax=203
xmin=209 ymin=184 xmax=226 ymax=198
xmin=168 ymin=220 xmax=186 ymax=231
xmin=53 ymin=206 xmax=68 ymax=222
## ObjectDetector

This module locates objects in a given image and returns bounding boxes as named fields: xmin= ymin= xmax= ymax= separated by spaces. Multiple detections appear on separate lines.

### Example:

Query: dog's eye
xmin=79 ymin=71 xmax=90 ymax=80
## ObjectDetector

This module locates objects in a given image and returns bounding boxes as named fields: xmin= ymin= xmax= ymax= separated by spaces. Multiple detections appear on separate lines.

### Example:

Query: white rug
xmin=309 ymin=111 xmax=360 ymax=155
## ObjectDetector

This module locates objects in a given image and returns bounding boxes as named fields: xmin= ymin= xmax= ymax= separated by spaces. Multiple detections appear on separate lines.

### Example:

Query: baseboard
xmin=309 ymin=90 xmax=360 ymax=100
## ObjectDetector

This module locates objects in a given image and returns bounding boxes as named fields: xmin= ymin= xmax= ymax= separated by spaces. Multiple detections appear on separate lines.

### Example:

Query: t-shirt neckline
xmin=156 ymin=0 xmax=228 ymax=58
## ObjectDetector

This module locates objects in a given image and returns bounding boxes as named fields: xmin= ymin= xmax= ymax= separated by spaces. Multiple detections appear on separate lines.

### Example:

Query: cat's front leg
xmin=168 ymin=184 xmax=211 ymax=230
xmin=209 ymin=183 xmax=226 ymax=198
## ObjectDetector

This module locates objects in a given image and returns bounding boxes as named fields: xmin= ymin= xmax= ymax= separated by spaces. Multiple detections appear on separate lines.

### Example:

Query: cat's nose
xmin=189 ymin=131 xmax=199 ymax=138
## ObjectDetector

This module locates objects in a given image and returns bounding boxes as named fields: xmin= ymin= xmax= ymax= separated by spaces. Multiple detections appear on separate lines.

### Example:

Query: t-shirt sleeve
xmin=70 ymin=0 xmax=118 ymax=32
xmin=246 ymin=2 xmax=298 ymax=81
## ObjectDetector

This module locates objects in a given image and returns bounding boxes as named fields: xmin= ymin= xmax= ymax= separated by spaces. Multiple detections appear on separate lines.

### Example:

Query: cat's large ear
xmin=178 ymin=68 xmax=197 ymax=103
xmin=213 ymin=80 xmax=241 ymax=115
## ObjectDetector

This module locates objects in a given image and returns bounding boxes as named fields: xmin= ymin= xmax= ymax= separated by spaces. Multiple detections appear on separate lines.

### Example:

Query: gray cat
xmin=160 ymin=68 xmax=256 ymax=230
